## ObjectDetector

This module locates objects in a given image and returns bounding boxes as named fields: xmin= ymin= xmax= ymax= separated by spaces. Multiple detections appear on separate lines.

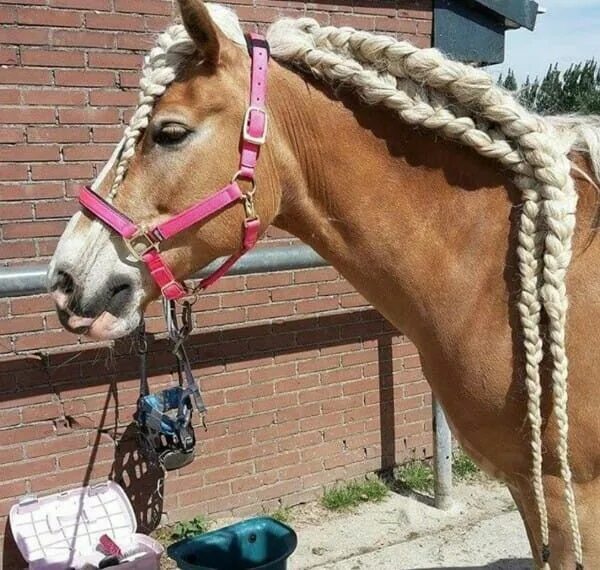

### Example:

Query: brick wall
xmin=0 ymin=1 xmax=433 ymax=567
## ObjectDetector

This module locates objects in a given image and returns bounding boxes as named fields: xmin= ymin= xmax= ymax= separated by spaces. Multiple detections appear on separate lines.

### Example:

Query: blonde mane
xmin=101 ymin=6 xmax=600 ymax=566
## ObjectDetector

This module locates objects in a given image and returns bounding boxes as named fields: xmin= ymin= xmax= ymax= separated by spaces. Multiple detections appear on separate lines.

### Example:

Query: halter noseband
xmin=78 ymin=33 xmax=269 ymax=300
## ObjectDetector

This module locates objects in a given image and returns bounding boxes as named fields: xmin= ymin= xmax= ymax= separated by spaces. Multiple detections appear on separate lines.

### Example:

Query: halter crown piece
xmin=78 ymin=33 xmax=270 ymax=300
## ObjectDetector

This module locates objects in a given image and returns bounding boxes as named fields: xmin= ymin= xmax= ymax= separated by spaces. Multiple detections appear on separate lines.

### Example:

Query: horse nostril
xmin=106 ymin=279 xmax=133 ymax=315
xmin=56 ymin=269 xmax=75 ymax=295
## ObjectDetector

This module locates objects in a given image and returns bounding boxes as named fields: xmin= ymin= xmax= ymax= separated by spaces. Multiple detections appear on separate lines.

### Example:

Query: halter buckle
xmin=242 ymin=106 xmax=268 ymax=145
xmin=125 ymin=232 xmax=160 ymax=261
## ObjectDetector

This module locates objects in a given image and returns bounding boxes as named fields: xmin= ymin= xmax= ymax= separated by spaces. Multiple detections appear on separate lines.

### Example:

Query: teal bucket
xmin=167 ymin=517 xmax=298 ymax=570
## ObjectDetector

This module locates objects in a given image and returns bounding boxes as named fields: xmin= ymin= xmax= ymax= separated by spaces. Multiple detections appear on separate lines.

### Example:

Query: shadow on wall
xmin=0 ymin=309 xmax=420 ymax=568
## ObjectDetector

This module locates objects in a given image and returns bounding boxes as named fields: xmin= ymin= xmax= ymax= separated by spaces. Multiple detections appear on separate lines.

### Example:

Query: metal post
xmin=433 ymin=396 xmax=453 ymax=510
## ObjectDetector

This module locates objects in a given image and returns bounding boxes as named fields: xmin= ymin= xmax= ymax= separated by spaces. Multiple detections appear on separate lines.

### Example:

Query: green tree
xmin=499 ymin=60 xmax=600 ymax=114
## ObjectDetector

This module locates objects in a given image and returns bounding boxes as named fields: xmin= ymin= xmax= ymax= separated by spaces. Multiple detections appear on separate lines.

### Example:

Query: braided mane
xmin=103 ymin=6 xmax=600 ymax=565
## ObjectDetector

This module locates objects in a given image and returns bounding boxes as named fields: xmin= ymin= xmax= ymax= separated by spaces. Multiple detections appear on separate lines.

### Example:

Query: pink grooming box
xmin=9 ymin=481 xmax=163 ymax=569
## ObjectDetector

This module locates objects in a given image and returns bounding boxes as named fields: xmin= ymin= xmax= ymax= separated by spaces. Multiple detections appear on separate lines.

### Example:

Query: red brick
xmin=0 ymin=409 xmax=20 ymax=429
xmin=21 ymin=48 xmax=85 ymax=68
xmin=63 ymin=144 xmax=114 ymax=161
xmin=119 ymin=71 xmax=141 ymax=88
xmin=28 ymin=126 xmax=89 ymax=143
xmin=373 ymin=17 xmax=418 ymax=34
xmin=92 ymin=126 xmax=123 ymax=143
xmin=0 ymin=89 xmax=20 ymax=104
xmin=0 ymin=7 xmax=16 ymax=23
xmin=22 ymin=402 xmax=62 ymax=423
xmin=15 ymin=330 xmax=78 ymax=351
xmin=52 ymin=30 xmax=116 ymax=49
xmin=0 ymin=68 xmax=51 ymax=85
xmin=35 ymin=200 xmax=77 ymax=218
xmin=0 ymin=144 xmax=59 ymax=162
xmin=55 ymin=70 xmax=115 ymax=87
xmin=17 ymin=7 xmax=83 ymax=27
xmin=222 ymin=290 xmax=270 ymax=308
xmin=0 ymin=27 xmax=50 ymax=46
xmin=89 ymin=90 xmax=137 ymax=107
xmin=0 ymin=241 xmax=36 ymax=259
xmin=0 ymin=316 xmax=42 ymax=334
xmin=0 ymin=445 xmax=24 ymax=464
xmin=0 ymin=182 xmax=64 ymax=201
xmin=3 ymin=219 xmax=67 ymax=238
xmin=225 ymin=382 xmax=274 ymax=403
xmin=88 ymin=52 xmax=143 ymax=70
xmin=0 ymin=423 xmax=54 ymax=446
xmin=0 ymin=128 xmax=23 ymax=143
xmin=50 ymin=0 xmax=111 ymax=8
xmin=3 ymin=457 xmax=56 ymax=482
xmin=207 ymin=401 xmax=253 ymax=422
xmin=0 ymin=47 xmax=17 ymax=65
xmin=115 ymin=0 xmax=171 ymax=15
xmin=294 ymin=267 xmax=338 ymax=284
xmin=144 ymin=14 xmax=171 ymax=32
xmin=0 ymin=164 xmax=27 ymax=181
xmin=354 ymin=3 xmax=397 ymax=17
xmin=26 ymin=433 xmax=88 ymax=458
xmin=116 ymin=33 xmax=153 ymax=51
xmin=271 ymin=284 xmax=317 ymax=301
xmin=247 ymin=303 xmax=294 ymax=321
xmin=31 ymin=163 xmax=93 ymax=181
xmin=331 ymin=13 xmax=375 ymax=29
xmin=86 ymin=13 xmax=145 ymax=31
xmin=0 ymin=107 xmax=54 ymax=124
xmin=29 ymin=467 xmax=89 ymax=492
xmin=23 ymin=88 xmax=86 ymax=106
xmin=0 ymin=480 xmax=27 ymax=501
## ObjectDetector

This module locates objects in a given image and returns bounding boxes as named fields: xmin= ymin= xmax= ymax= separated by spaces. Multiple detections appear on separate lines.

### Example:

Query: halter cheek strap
xmin=78 ymin=33 xmax=269 ymax=300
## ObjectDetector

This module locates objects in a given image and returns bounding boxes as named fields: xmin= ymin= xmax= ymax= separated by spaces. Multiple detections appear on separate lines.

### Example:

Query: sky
xmin=489 ymin=0 xmax=600 ymax=83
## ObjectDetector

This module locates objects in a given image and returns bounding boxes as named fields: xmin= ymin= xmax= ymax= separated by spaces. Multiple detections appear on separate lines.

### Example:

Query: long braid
xmin=267 ymin=17 xmax=583 ymax=566
xmin=303 ymin=22 xmax=554 ymax=564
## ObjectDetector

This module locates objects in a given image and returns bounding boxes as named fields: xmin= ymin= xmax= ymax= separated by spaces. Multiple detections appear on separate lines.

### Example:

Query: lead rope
xmin=135 ymin=300 xmax=207 ymax=471
xmin=164 ymin=298 xmax=208 ymax=427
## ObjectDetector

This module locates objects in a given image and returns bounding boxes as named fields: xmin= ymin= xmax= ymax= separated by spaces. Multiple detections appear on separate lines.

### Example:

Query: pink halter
xmin=78 ymin=34 xmax=269 ymax=301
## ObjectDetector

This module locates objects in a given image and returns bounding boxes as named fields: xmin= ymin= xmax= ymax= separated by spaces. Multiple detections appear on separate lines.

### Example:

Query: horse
xmin=47 ymin=1 xmax=600 ymax=567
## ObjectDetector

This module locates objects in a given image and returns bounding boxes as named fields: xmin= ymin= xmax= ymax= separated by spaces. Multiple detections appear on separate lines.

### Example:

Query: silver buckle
xmin=242 ymin=106 xmax=268 ymax=145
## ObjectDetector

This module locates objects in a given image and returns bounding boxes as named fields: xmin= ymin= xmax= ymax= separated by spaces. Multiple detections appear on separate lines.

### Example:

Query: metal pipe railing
xmin=0 ymin=245 xmax=328 ymax=298
xmin=0 ymin=243 xmax=452 ymax=505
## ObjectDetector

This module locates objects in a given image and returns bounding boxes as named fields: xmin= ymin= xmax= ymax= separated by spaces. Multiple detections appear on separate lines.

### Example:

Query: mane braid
xmin=266 ymin=17 xmax=594 ymax=566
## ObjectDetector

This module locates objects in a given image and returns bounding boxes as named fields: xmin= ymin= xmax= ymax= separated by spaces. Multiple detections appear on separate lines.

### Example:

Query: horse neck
xmin=268 ymin=62 xmax=518 ymax=347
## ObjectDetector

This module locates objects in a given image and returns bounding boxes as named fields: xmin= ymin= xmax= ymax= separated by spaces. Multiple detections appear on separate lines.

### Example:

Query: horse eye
xmin=153 ymin=123 xmax=190 ymax=146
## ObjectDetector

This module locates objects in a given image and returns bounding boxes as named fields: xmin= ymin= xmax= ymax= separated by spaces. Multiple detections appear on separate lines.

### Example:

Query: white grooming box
xmin=9 ymin=481 xmax=163 ymax=569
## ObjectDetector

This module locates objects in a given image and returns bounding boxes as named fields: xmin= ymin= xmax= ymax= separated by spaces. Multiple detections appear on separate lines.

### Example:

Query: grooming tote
xmin=9 ymin=481 xmax=163 ymax=569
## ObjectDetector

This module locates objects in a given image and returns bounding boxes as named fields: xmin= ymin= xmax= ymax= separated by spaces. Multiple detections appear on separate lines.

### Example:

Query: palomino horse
xmin=48 ymin=1 xmax=600 ymax=567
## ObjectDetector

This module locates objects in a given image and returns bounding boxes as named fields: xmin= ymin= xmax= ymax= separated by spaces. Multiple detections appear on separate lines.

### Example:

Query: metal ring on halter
xmin=125 ymin=232 xmax=160 ymax=262
xmin=232 ymin=170 xmax=257 ymax=192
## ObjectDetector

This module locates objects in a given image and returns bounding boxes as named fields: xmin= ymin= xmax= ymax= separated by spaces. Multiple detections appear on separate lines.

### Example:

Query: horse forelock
xmin=99 ymin=3 xmax=245 ymax=201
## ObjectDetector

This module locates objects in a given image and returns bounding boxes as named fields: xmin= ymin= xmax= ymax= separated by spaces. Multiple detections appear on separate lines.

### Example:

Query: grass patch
xmin=267 ymin=506 xmax=293 ymax=524
xmin=393 ymin=460 xmax=434 ymax=494
xmin=452 ymin=450 xmax=479 ymax=481
xmin=321 ymin=478 xmax=388 ymax=511
xmin=170 ymin=514 xmax=213 ymax=540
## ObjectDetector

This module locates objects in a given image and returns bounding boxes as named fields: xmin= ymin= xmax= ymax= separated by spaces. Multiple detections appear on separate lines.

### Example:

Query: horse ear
xmin=177 ymin=0 xmax=220 ymax=66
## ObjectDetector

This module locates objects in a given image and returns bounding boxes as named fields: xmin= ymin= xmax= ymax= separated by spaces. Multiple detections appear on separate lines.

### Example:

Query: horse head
xmin=48 ymin=0 xmax=283 ymax=339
